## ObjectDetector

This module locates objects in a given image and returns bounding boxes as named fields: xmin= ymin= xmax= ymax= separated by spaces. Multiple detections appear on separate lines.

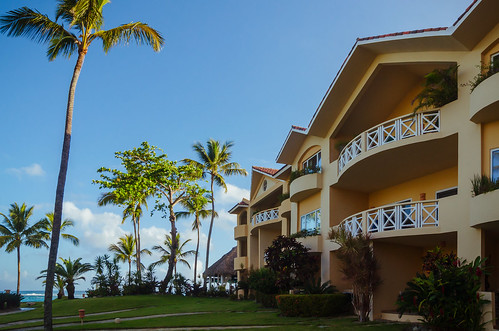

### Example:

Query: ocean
xmin=19 ymin=290 xmax=87 ymax=302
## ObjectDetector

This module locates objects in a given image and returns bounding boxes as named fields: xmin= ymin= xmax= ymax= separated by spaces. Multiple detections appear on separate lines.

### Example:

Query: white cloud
xmin=6 ymin=163 xmax=45 ymax=177
xmin=214 ymin=183 xmax=249 ymax=207
xmin=63 ymin=201 xmax=126 ymax=251
xmin=213 ymin=208 xmax=237 ymax=233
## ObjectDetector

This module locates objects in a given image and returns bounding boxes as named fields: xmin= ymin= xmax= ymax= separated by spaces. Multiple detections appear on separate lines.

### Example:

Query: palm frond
xmin=61 ymin=233 xmax=80 ymax=246
xmin=70 ymin=0 xmax=109 ymax=31
xmin=55 ymin=0 xmax=78 ymax=24
xmin=47 ymin=33 xmax=79 ymax=60
xmin=0 ymin=7 xmax=69 ymax=45
xmin=92 ymin=22 xmax=164 ymax=53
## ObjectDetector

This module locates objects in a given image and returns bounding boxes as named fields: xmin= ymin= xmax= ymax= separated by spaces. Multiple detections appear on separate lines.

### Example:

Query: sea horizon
xmin=18 ymin=290 xmax=87 ymax=302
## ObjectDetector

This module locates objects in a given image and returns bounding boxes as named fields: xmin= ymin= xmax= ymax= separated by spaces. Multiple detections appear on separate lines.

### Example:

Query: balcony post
xmin=362 ymin=211 xmax=368 ymax=234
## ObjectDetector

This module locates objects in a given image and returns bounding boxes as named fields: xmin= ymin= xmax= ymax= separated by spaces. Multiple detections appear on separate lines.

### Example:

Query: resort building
xmin=231 ymin=0 xmax=499 ymax=327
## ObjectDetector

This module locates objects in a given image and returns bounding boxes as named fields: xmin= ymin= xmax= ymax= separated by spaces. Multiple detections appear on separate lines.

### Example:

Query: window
xmin=303 ymin=151 xmax=321 ymax=170
xmin=492 ymin=148 xmax=499 ymax=182
xmin=300 ymin=209 xmax=320 ymax=231
xmin=491 ymin=52 xmax=499 ymax=69
xmin=262 ymin=180 xmax=267 ymax=191
xmin=436 ymin=187 xmax=458 ymax=199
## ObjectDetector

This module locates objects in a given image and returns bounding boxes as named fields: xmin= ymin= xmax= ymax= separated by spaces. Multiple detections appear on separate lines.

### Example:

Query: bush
xmin=290 ymin=229 xmax=320 ymax=238
xmin=255 ymin=292 xmax=278 ymax=308
xmin=465 ymin=62 xmax=499 ymax=92
xmin=0 ymin=292 xmax=23 ymax=310
xmin=276 ymin=293 xmax=351 ymax=317
xmin=289 ymin=166 xmax=321 ymax=183
xmin=247 ymin=268 xmax=278 ymax=295
xmin=397 ymin=247 xmax=488 ymax=331
xmin=471 ymin=174 xmax=499 ymax=196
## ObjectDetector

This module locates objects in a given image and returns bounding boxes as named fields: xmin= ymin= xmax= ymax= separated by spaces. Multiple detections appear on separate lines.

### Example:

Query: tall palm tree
xmin=54 ymin=257 xmax=94 ymax=300
xmin=40 ymin=212 xmax=79 ymax=246
xmin=0 ymin=202 xmax=49 ymax=294
xmin=0 ymin=2 xmax=163 ymax=326
xmin=152 ymin=233 xmax=195 ymax=275
xmin=186 ymin=139 xmax=247 ymax=289
xmin=108 ymin=233 xmax=151 ymax=285
xmin=98 ymin=192 xmax=149 ymax=276
xmin=176 ymin=189 xmax=215 ymax=283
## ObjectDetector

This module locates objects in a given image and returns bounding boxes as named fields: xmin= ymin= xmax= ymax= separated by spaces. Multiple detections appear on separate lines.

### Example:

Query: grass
xmin=0 ymin=295 xmax=409 ymax=330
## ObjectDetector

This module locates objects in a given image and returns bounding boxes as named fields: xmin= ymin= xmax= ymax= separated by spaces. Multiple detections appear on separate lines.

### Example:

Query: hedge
xmin=0 ymin=292 xmax=23 ymax=310
xmin=276 ymin=293 xmax=351 ymax=317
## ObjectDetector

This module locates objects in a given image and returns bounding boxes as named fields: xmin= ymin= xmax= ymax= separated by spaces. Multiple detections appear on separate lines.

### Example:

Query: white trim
xmin=435 ymin=186 xmax=458 ymax=199
xmin=300 ymin=208 xmax=321 ymax=231
xmin=302 ymin=151 xmax=321 ymax=169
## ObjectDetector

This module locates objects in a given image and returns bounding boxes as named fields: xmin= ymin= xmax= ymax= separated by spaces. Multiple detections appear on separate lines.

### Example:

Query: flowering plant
xmin=397 ymin=247 xmax=489 ymax=331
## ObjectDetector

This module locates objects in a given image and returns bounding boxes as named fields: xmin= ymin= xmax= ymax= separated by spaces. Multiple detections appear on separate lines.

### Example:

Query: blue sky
xmin=0 ymin=0 xmax=471 ymax=291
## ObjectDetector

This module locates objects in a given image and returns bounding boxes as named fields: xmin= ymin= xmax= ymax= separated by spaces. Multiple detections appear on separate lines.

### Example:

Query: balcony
xmin=338 ymin=111 xmax=441 ymax=174
xmin=251 ymin=208 xmax=279 ymax=226
xmin=470 ymin=189 xmax=499 ymax=228
xmin=340 ymin=200 xmax=439 ymax=237
xmin=290 ymin=172 xmax=322 ymax=202
xmin=279 ymin=198 xmax=291 ymax=218
xmin=234 ymin=256 xmax=248 ymax=270
xmin=470 ymin=73 xmax=499 ymax=123
xmin=234 ymin=224 xmax=248 ymax=240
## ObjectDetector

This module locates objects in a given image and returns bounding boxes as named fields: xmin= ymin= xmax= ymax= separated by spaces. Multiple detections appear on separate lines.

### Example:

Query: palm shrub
xmin=465 ymin=61 xmax=499 ymax=92
xmin=328 ymin=226 xmax=380 ymax=322
xmin=412 ymin=64 xmax=458 ymax=114
xmin=397 ymin=247 xmax=488 ymax=331
xmin=0 ymin=292 xmax=23 ymax=310
xmin=89 ymin=255 xmax=122 ymax=297
xmin=303 ymin=278 xmax=337 ymax=294
xmin=471 ymin=174 xmax=499 ymax=196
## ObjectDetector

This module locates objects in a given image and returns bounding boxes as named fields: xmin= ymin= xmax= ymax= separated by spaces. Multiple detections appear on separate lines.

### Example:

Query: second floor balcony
xmin=251 ymin=208 xmax=279 ymax=226
xmin=340 ymin=200 xmax=439 ymax=237
xmin=338 ymin=110 xmax=441 ymax=174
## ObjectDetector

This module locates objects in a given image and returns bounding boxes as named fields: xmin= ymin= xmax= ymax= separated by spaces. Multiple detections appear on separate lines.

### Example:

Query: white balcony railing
xmin=251 ymin=208 xmax=279 ymax=226
xmin=341 ymin=200 xmax=439 ymax=237
xmin=338 ymin=111 xmax=440 ymax=173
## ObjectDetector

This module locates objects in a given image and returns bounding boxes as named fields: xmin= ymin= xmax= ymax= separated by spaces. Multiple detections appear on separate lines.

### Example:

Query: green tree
xmin=40 ymin=212 xmax=79 ymax=246
xmin=108 ymin=233 xmax=151 ymax=285
xmin=152 ymin=233 xmax=195 ymax=276
xmin=40 ymin=257 xmax=94 ymax=300
xmin=176 ymin=187 xmax=214 ymax=283
xmin=95 ymin=142 xmax=202 ymax=292
xmin=328 ymin=227 xmax=380 ymax=322
xmin=0 ymin=2 xmax=163 ymax=325
xmin=186 ymin=139 xmax=247 ymax=289
xmin=0 ymin=202 xmax=49 ymax=294
xmin=98 ymin=192 xmax=149 ymax=277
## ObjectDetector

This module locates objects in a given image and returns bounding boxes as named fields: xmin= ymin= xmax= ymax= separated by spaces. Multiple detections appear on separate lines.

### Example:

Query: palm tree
xmin=0 ymin=202 xmax=49 ymax=294
xmin=54 ymin=257 xmax=93 ymax=300
xmin=152 ymin=233 xmax=195 ymax=275
xmin=186 ymin=139 xmax=247 ymax=289
xmin=176 ymin=189 xmax=215 ymax=283
xmin=40 ymin=212 xmax=79 ymax=246
xmin=98 ymin=192 xmax=149 ymax=276
xmin=108 ymin=234 xmax=151 ymax=285
xmin=0 ymin=2 xmax=163 ymax=326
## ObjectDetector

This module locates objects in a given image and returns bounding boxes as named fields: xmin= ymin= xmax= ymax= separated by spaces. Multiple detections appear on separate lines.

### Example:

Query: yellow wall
xmin=297 ymin=192 xmax=321 ymax=231
xmin=386 ymin=84 xmax=423 ymax=120
xmin=329 ymin=187 xmax=368 ymax=227
xmin=368 ymin=166 xmax=458 ymax=207
xmin=481 ymin=37 xmax=499 ymax=64
xmin=481 ymin=121 xmax=499 ymax=176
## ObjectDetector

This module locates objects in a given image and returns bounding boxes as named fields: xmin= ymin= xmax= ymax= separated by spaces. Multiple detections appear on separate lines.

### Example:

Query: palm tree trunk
xmin=44 ymin=49 xmax=87 ymax=330
xmin=66 ymin=281 xmax=75 ymax=300
xmin=17 ymin=246 xmax=20 ymax=295
xmin=132 ymin=213 xmax=139 ymax=277
xmin=136 ymin=214 xmax=142 ymax=279
xmin=128 ymin=259 xmax=132 ymax=286
xmin=194 ymin=217 xmax=200 ymax=284
xmin=203 ymin=176 xmax=215 ymax=290
xmin=161 ymin=205 xmax=177 ymax=293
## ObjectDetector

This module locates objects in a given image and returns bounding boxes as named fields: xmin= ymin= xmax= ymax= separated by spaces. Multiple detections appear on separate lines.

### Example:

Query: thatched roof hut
xmin=203 ymin=246 xmax=237 ymax=278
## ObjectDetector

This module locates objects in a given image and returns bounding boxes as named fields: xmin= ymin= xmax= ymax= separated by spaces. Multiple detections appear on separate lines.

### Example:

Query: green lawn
xmin=0 ymin=295 xmax=409 ymax=330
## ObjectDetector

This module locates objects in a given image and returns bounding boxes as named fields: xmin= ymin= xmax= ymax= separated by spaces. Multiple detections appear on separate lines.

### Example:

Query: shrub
xmin=277 ymin=193 xmax=290 ymax=203
xmin=397 ymin=247 xmax=489 ymax=331
xmin=465 ymin=62 xmax=499 ymax=92
xmin=0 ymin=292 xmax=23 ymax=310
xmin=290 ymin=228 xmax=320 ymax=238
xmin=264 ymin=236 xmax=320 ymax=292
xmin=303 ymin=278 xmax=337 ymax=294
xmin=471 ymin=174 xmax=499 ymax=196
xmin=276 ymin=293 xmax=350 ymax=317
xmin=248 ymin=268 xmax=278 ymax=295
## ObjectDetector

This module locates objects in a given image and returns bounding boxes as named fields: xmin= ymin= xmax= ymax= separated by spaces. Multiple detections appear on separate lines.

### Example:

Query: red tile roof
xmin=291 ymin=125 xmax=307 ymax=131
xmin=253 ymin=166 xmax=279 ymax=176
xmin=236 ymin=199 xmax=248 ymax=207
xmin=453 ymin=0 xmax=478 ymax=26
xmin=357 ymin=27 xmax=447 ymax=42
